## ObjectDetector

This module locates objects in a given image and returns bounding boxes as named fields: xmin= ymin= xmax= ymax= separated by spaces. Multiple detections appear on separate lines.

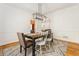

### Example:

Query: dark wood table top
xmin=24 ymin=33 xmax=45 ymax=40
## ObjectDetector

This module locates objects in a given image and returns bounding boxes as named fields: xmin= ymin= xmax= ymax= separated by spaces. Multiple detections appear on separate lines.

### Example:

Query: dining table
xmin=24 ymin=32 xmax=45 ymax=56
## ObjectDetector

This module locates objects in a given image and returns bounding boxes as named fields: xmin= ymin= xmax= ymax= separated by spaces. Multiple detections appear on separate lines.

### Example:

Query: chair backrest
xmin=50 ymin=33 xmax=53 ymax=39
xmin=43 ymin=32 xmax=48 ymax=42
xmin=42 ymin=31 xmax=48 ymax=35
xmin=17 ymin=32 xmax=26 ymax=48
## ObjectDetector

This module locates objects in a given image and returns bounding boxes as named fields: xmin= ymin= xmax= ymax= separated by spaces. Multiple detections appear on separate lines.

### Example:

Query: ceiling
xmin=5 ymin=3 xmax=77 ymax=14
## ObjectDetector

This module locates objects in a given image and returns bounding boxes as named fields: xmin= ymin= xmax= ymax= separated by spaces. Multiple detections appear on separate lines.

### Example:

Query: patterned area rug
xmin=2 ymin=39 xmax=68 ymax=56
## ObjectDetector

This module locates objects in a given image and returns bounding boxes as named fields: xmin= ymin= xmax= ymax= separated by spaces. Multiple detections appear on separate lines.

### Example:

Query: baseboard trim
xmin=0 ymin=41 xmax=19 ymax=49
xmin=54 ymin=38 xmax=79 ymax=45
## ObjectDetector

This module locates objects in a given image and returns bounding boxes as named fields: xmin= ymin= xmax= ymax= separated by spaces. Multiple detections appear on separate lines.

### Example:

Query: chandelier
xmin=32 ymin=3 xmax=46 ymax=21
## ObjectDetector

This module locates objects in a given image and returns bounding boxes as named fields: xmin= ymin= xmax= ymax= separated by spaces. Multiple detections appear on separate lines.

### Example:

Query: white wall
xmin=0 ymin=4 xmax=32 ymax=45
xmin=47 ymin=4 xmax=79 ymax=42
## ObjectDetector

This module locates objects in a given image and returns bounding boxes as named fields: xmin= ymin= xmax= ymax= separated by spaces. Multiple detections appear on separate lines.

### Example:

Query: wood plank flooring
xmin=0 ymin=39 xmax=68 ymax=56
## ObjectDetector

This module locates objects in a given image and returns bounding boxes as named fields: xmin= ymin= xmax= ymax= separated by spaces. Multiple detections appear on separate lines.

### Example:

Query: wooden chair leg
xmin=45 ymin=45 xmax=47 ymax=52
xmin=25 ymin=48 xmax=27 ymax=56
xmin=40 ymin=45 xmax=42 ymax=55
xmin=20 ymin=45 xmax=22 ymax=53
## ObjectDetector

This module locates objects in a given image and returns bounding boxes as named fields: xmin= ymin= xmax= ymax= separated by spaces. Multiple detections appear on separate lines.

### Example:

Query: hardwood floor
xmin=0 ymin=39 xmax=68 ymax=56
xmin=0 ymin=41 xmax=19 ymax=56
xmin=1 ymin=38 xmax=79 ymax=56
xmin=0 ymin=46 xmax=3 ymax=56
xmin=65 ymin=42 xmax=79 ymax=56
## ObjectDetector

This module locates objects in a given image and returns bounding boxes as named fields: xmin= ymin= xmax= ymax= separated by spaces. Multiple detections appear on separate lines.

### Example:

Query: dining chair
xmin=46 ymin=33 xmax=53 ymax=50
xmin=17 ymin=32 xmax=33 ymax=56
xmin=35 ymin=33 xmax=48 ymax=55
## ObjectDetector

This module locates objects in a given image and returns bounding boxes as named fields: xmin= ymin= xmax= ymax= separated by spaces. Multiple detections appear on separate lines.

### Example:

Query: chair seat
xmin=25 ymin=40 xmax=33 ymax=47
xmin=35 ymin=38 xmax=43 ymax=42
xmin=36 ymin=40 xmax=45 ymax=45
xmin=47 ymin=38 xmax=52 ymax=41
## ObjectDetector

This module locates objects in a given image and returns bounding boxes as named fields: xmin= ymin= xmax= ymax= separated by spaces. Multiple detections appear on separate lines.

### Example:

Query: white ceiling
xmin=42 ymin=3 xmax=77 ymax=14
xmin=5 ymin=3 xmax=77 ymax=14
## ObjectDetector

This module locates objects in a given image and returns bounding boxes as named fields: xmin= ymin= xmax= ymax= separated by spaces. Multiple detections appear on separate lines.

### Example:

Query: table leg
xmin=32 ymin=39 xmax=36 ymax=56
